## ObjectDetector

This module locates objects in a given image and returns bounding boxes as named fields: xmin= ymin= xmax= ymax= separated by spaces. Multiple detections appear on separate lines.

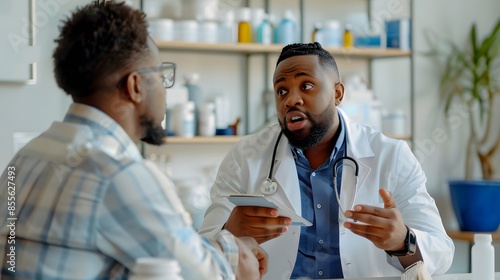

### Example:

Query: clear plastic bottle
xmin=251 ymin=8 xmax=265 ymax=43
xmin=185 ymin=73 xmax=203 ymax=135
xmin=318 ymin=20 xmax=342 ymax=47
xmin=257 ymin=14 xmax=273 ymax=44
xmin=198 ymin=102 xmax=216 ymax=137
xmin=237 ymin=7 xmax=252 ymax=43
xmin=471 ymin=233 xmax=495 ymax=280
xmin=199 ymin=21 xmax=218 ymax=43
xmin=275 ymin=10 xmax=296 ymax=44
xmin=173 ymin=102 xmax=195 ymax=138
xmin=130 ymin=258 xmax=183 ymax=280
xmin=218 ymin=10 xmax=236 ymax=43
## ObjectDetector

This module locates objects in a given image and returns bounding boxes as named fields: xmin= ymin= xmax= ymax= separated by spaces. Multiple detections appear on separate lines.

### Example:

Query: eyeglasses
xmin=135 ymin=62 xmax=176 ymax=88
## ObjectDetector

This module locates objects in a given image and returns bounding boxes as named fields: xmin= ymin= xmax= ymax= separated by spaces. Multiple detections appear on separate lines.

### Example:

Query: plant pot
xmin=449 ymin=180 xmax=500 ymax=232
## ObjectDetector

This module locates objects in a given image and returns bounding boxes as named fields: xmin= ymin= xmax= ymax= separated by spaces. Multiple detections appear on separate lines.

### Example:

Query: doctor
xmin=199 ymin=42 xmax=454 ymax=279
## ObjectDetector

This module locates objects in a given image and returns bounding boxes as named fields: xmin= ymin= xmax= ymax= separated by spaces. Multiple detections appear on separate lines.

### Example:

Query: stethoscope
xmin=260 ymin=131 xmax=283 ymax=195
xmin=261 ymin=130 xmax=360 ymax=206
xmin=333 ymin=137 xmax=359 ymax=217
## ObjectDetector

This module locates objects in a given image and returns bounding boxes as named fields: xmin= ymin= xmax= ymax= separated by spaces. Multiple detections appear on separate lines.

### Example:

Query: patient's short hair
xmin=53 ymin=2 xmax=149 ymax=97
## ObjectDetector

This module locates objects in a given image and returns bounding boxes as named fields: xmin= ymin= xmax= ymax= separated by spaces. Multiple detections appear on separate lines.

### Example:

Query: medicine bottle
xmin=251 ymin=8 xmax=265 ymax=43
xmin=471 ymin=233 xmax=494 ymax=280
xmin=173 ymin=102 xmax=195 ymax=138
xmin=318 ymin=20 xmax=342 ymax=47
xmin=130 ymin=258 xmax=183 ymax=280
xmin=311 ymin=21 xmax=322 ymax=42
xmin=185 ymin=73 xmax=203 ymax=134
xmin=198 ymin=102 xmax=216 ymax=137
xmin=237 ymin=7 xmax=252 ymax=43
xmin=257 ymin=14 xmax=273 ymax=44
xmin=343 ymin=23 xmax=354 ymax=48
xmin=275 ymin=10 xmax=296 ymax=44
xmin=218 ymin=10 xmax=236 ymax=43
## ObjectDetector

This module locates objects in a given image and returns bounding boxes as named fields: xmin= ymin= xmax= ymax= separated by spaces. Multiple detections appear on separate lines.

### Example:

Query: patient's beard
xmin=140 ymin=118 xmax=165 ymax=146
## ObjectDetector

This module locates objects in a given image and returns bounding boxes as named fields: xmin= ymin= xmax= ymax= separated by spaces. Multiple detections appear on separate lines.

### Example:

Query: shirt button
xmin=318 ymin=270 xmax=323 ymax=276
xmin=312 ymin=172 xmax=316 ymax=176
xmin=319 ymin=239 xmax=324 ymax=244
xmin=316 ymin=204 xmax=322 ymax=209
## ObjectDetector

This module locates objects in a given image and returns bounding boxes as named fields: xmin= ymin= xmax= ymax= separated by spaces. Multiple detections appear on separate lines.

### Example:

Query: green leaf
xmin=471 ymin=24 xmax=479 ymax=64
xmin=479 ymin=19 xmax=500 ymax=58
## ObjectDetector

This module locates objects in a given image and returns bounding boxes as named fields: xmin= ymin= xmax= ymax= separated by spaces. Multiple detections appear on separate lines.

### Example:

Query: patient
xmin=0 ymin=2 xmax=266 ymax=279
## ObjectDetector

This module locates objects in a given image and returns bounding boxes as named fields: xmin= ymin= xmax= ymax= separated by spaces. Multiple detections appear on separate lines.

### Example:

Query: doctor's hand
xmin=224 ymin=206 xmax=292 ymax=244
xmin=343 ymin=188 xmax=408 ymax=252
xmin=235 ymin=236 xmax=269 ymax=279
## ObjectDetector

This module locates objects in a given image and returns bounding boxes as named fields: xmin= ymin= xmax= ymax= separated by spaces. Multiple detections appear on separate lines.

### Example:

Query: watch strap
xmin=385 ymin=226 xmax=417 ymax=257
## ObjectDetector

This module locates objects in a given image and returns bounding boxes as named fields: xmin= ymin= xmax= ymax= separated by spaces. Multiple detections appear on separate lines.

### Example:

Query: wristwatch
xmin=385 ymin=226 xmax=417 ymax=257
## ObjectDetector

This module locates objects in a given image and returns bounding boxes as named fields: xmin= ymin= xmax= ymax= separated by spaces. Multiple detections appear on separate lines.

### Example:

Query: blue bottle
xmin=185 ymin=73 xmax=203 ymax=136
xmin=275 ymin=10 xmax=296 ymax=44
xmin=257 ymin=14 xmax=273 ymax=44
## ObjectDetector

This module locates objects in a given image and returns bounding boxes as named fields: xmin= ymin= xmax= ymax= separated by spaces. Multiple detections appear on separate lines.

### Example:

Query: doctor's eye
xmin=276 ymin=88 xmax=288 ymax=96
xmin=301 ymin=83 xmax=314 ymax=91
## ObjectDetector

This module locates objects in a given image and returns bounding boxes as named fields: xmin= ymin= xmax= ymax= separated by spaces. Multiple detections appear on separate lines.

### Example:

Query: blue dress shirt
xmin=291 ymin=113 xmax=346 ymax=279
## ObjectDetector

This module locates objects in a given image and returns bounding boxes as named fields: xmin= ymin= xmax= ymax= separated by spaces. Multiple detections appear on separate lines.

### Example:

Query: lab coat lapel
xmin=339 ymin=108 xmax=374 ymax=205
xmin=272 ymin=136 xmax=302 ymax=214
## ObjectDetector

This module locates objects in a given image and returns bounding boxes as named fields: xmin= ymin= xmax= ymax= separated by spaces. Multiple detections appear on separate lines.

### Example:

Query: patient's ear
xmin=125 ymin=72 xmax=144 ymax=104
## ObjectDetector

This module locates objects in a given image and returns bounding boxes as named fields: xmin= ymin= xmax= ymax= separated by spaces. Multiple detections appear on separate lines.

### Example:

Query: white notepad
xmin=226 ymin=194 xmax=312 ymax=227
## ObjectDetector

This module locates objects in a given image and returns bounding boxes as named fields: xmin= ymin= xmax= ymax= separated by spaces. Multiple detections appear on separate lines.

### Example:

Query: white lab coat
xmin=199 ymin=110 xmax=454 ymax=280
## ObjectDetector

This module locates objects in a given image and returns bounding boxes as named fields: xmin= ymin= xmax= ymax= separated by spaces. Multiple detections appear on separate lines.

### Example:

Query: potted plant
xmin=439 ymin=19 xmax=500 ymax=232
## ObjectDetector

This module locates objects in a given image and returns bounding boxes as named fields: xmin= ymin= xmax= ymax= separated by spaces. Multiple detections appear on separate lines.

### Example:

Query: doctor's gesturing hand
xmin=223 ymin=206 xmax=292 ymax=244
xmin=343 ymin=188 xmax=423 ymax=268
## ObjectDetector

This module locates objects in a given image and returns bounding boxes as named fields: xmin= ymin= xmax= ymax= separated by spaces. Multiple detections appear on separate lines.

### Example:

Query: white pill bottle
xmin=130 ymin=258 xmax=184 ymax=280
xmin=471 ymin=233 xmax=494 ymax=280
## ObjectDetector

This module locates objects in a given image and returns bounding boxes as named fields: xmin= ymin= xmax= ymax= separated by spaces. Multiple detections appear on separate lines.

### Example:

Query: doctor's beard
xmin=140 ymin=117 xmax=166 ymax=146
xmin=278 ymin=105 xmax=335 ymax=150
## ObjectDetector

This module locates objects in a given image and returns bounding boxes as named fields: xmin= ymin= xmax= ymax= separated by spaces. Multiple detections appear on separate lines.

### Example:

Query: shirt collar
xmin=63 ymin=103 xmax=143 ymax=161
xmin=291 ymin=111 xmax=346 ymax=165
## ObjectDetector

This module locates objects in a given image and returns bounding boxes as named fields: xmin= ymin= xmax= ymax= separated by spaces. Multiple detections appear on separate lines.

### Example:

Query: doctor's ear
xmin=334 ymin=82 xmax=344 ymax=106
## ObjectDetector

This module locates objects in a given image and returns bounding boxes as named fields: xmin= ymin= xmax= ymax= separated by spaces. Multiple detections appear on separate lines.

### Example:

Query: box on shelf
xmin=354 ymin=36 xmax=381 ymax=48
xmin=385 ymin=19 xmax=411 ymax=50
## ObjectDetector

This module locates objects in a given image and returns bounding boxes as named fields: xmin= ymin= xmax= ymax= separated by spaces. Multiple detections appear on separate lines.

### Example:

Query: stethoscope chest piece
xmin=261 ymin=178 xmax=278 ymax=195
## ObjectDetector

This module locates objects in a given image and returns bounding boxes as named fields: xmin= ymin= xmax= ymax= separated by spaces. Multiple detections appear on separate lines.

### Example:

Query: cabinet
xmin=139 ymin=0 xmax=414 ymax=146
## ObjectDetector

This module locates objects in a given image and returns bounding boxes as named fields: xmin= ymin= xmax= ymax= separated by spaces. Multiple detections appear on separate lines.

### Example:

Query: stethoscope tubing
xmin=268 ymin=131 xmax=283 ymax=180
xmin=263 ymin=129 xmax=360 ymax=207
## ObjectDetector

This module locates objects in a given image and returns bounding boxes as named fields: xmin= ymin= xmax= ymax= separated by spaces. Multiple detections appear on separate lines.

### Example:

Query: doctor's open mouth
xmin=286 ymin=111 xmax=309 ymax=131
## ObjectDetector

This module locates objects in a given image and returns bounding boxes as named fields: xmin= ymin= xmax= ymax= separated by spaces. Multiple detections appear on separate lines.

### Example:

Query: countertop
xmin=320 ymin=272 xmax=500 ymax=280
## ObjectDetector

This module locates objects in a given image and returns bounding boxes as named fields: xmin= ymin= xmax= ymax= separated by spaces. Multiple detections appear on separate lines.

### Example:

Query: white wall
xmin=0 ymin=0 xmax=87 ymax=169
xmin=1 ymin=0 xmax=499 ymax=273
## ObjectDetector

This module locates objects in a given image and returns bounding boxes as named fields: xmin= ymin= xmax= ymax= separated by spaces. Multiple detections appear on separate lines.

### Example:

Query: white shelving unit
xmin=140 ymin=0 xmax=414 ymax=145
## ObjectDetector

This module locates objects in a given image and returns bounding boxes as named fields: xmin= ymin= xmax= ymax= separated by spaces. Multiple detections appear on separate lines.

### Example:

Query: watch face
xmin=407 ymin=228 xmax=417 ymax=255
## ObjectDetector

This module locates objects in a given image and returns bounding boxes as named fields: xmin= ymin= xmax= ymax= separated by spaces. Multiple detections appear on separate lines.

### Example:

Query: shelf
xmin=446 ymin=229 xmax=500 ymax=242
xmin=155 ymin=41 xmax=411 ymax=58
xmin=164 ymin=136 xmax=242 ymax=144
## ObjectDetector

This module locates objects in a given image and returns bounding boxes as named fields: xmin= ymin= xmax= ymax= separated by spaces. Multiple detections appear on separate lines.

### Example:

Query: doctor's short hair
xmin=276 ymin=42 xmax=340 ymax=81
xmin=52 ymin=1 xmax=149 ymax=98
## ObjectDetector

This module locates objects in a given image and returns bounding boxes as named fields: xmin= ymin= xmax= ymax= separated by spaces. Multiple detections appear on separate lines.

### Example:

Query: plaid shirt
xmin=0 ymin=103 xmax=237 ymax=280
